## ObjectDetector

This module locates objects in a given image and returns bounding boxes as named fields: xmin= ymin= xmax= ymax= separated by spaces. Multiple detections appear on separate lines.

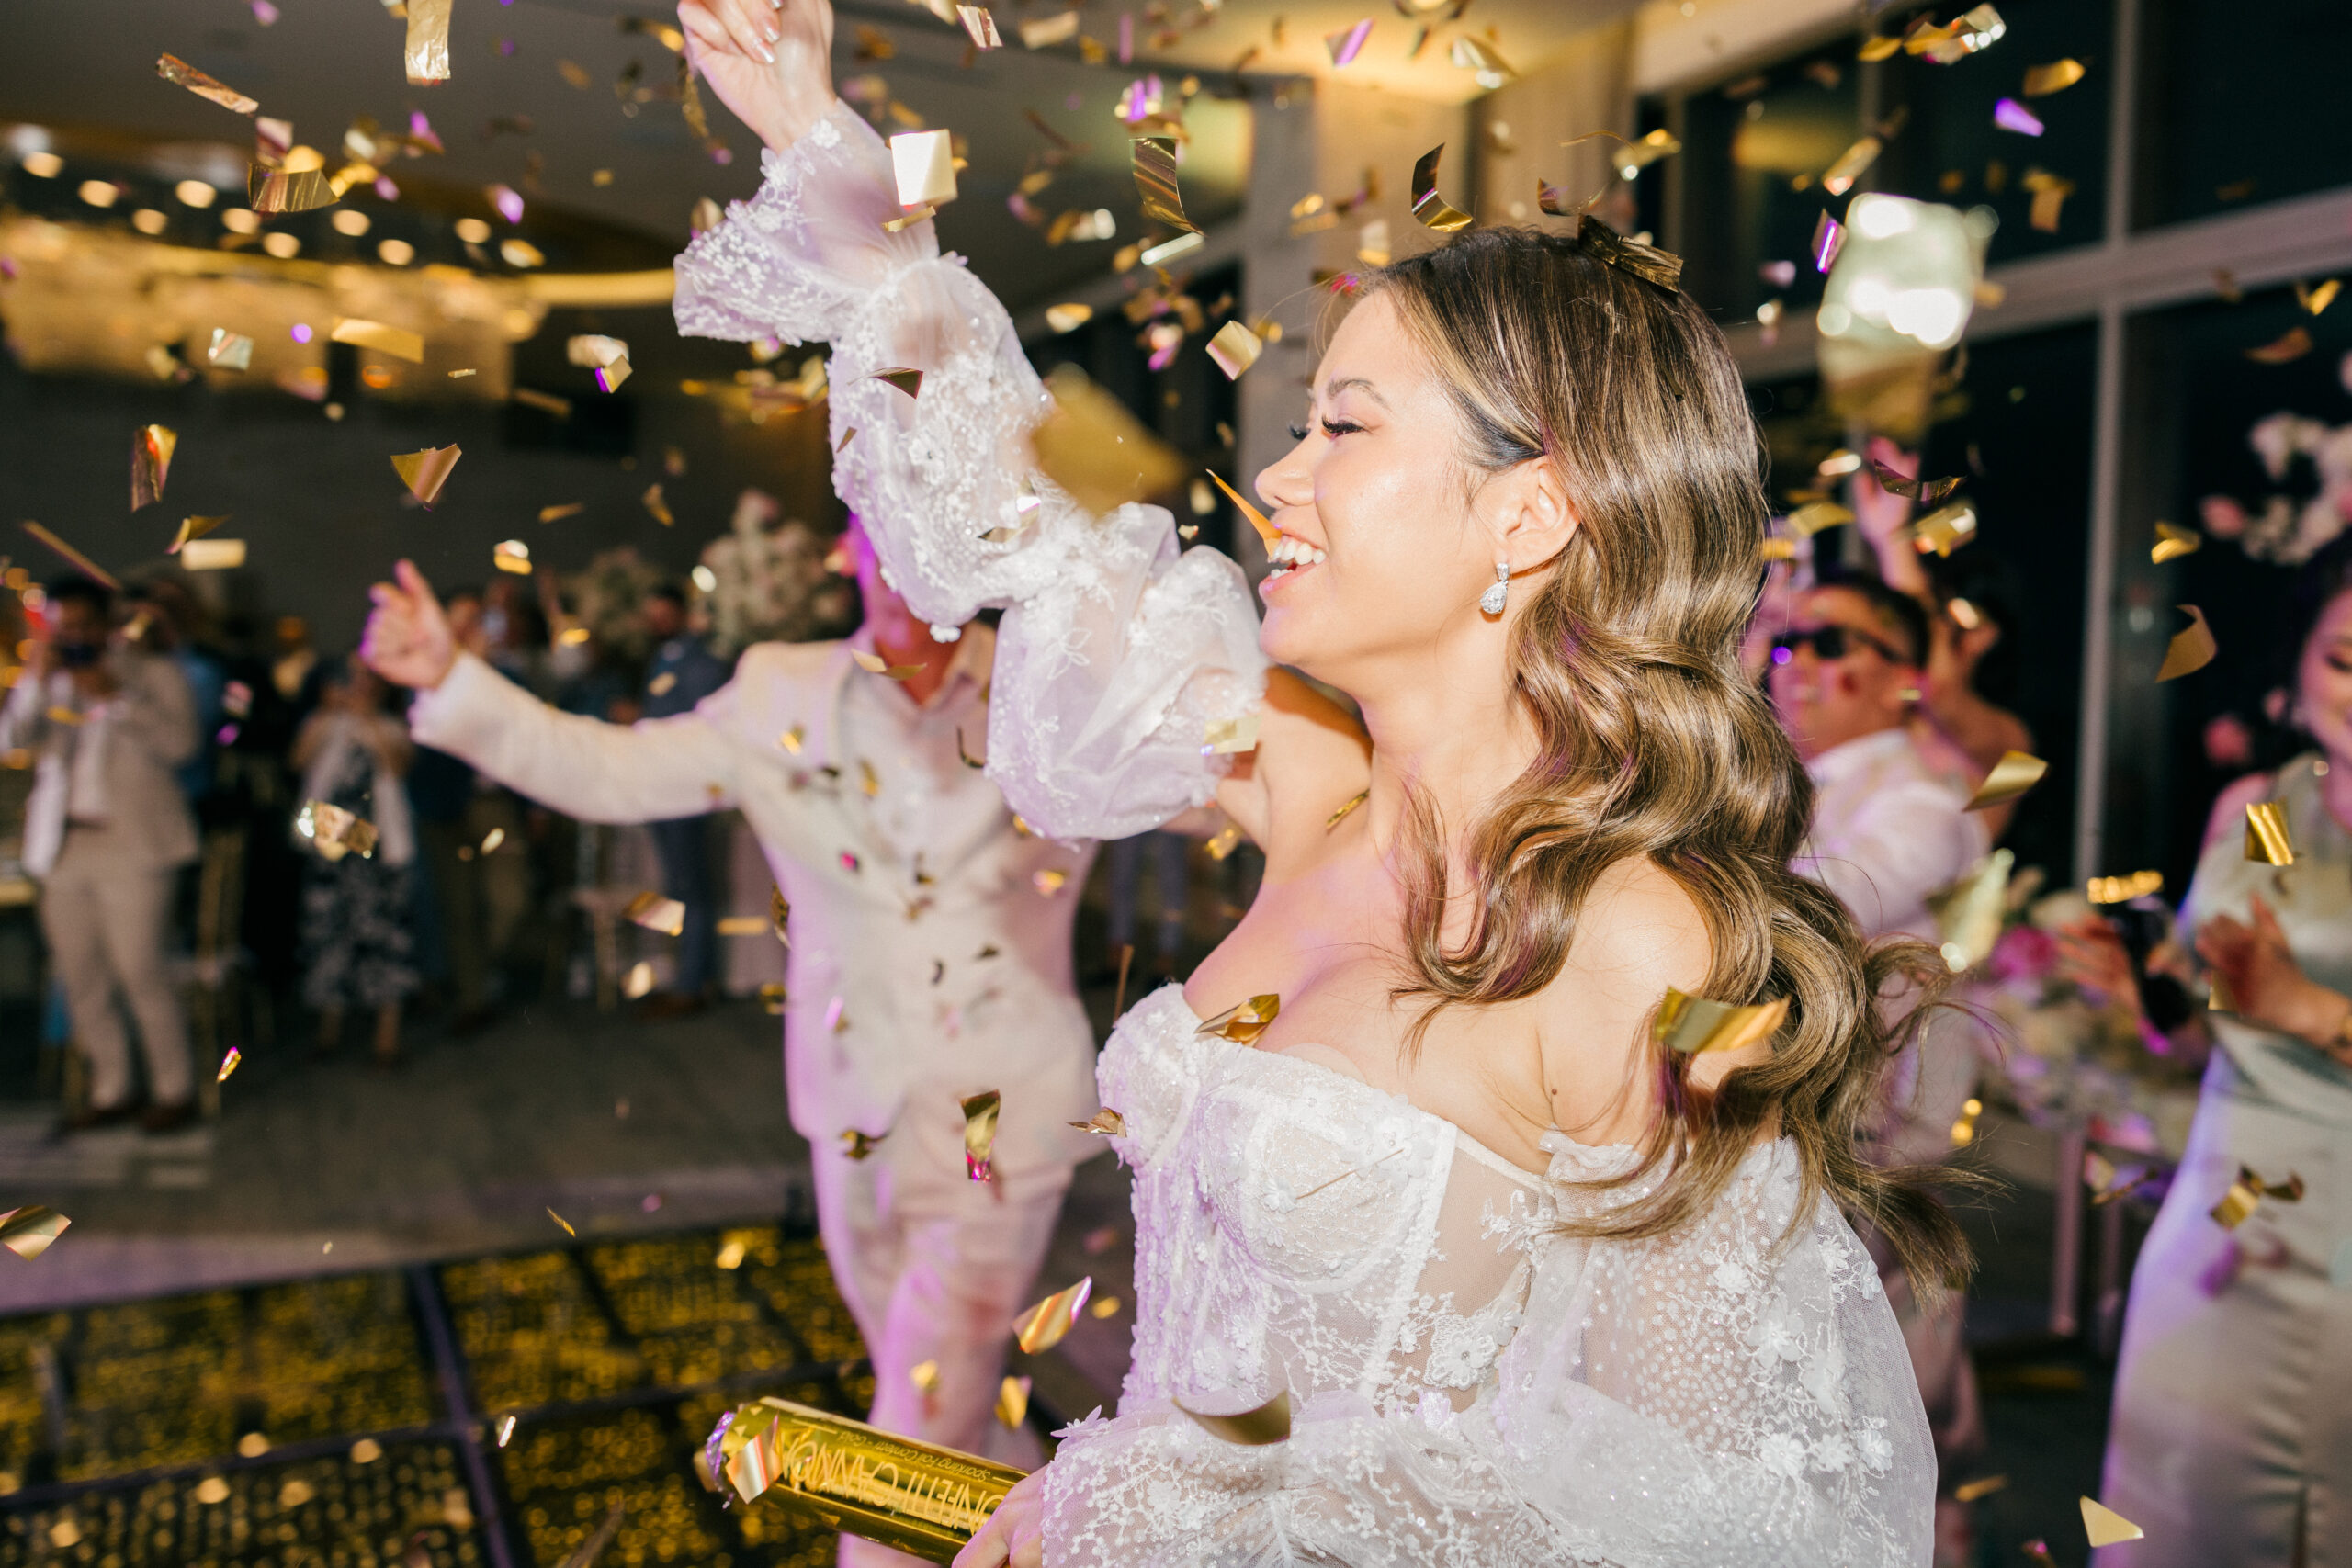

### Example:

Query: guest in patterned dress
xmin=292 ymin=660 xmax=420 ymax=1066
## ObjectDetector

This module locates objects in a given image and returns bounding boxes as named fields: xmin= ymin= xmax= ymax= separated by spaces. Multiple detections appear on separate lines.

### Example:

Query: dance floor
xmin=0 ymin=1223 xmax=873 ymax=1567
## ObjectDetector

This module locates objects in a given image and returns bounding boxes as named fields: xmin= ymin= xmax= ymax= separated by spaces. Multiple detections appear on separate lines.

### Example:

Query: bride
xmin=378 ymin=0 xmax=1968 ymax=1558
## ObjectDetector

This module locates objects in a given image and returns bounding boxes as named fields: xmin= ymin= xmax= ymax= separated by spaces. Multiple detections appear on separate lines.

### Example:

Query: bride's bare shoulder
xmin=1213 ymin=667 xmax=1370 ymax=852
xmin=1532 ymin=858 xmax=1712 ymax=1138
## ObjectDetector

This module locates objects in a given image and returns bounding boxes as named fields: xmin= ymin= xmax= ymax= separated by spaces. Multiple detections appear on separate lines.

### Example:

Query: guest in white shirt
xmin=0 ymin=575 xmax=200 ymax=1133
xmin=1769 ymin=575 xmax=1991 ymax=1562
xmin=361 ymin=518 xmax=1102 ymax=1550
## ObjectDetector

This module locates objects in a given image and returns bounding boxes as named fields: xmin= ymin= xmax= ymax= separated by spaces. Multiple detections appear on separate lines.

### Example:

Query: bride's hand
xmin=678 ymin=0 xmax=837 ymax=154
xmin=953 ymin=1472 xmax=1047 ymax=1568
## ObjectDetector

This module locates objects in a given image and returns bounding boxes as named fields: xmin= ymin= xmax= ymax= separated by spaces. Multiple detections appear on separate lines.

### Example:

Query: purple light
xmin=374 ymin=175 xmax=400 ymax=201
xmin=1811 ymin=211 xmax=1845 ymax=274
xmin=710 ymin=145 xmax=732 ymax=166
xmin=490 ymin=184 xmax=525 ymax=224
xmin=1771 ymin=645 xmax=1792 ymax=665
xmin=1992 ymin=97 xmax=2045 ymax=137
xmin=216 ymin=723 xmax=241 ymax=746
xmin=290 ymin=322 xmax=312 ymax=343
xmin=498 ymin=37 xmax=517 ymax=55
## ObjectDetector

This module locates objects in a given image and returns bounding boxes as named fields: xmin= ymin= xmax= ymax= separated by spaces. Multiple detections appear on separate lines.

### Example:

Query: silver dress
xmin=2098 ymin=752 xmax=2352 ymax=1566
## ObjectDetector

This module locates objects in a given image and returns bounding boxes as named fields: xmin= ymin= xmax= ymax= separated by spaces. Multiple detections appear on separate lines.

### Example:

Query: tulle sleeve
xmin=673 ymin=104 xmax=1267 ymax=840
xmin=1481 ymin=1136 xmax=1936 ymax=1568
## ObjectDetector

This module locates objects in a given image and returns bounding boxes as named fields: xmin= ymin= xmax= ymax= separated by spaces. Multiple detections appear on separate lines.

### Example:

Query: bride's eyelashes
xmin=1320 ymin=419 xmax=1363 ymax=438
xmin=1287 ymin=423 xmax=1310 ymax=441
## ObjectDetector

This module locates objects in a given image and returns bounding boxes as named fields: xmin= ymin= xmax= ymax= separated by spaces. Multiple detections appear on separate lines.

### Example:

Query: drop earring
xmin=1480 ymin=561 xmax=1510 ymax=615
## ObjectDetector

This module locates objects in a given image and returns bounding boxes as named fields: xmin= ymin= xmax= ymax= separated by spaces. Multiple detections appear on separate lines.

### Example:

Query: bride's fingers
xmin=706 ymin=0 xmax=778 ymax=61
xmin=678 ymin=0 xmax=747 ymax=59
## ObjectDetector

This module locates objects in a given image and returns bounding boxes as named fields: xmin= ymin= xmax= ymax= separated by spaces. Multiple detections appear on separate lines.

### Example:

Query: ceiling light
xmin=453 ymin=217 xmax=491 ymax=243
xmin=78 ymin=179 xmax=118 ymax=208
xmin=130 ymin=209 xmax=167 ymax=235
xmin=20 ymin=152 xmax=62 ymax=178
xmin=175 ymin=179 xmax=218 ymax=209
xmin=220 ymin=208 xmax=259 ymax=234
xmin=499 ymin=238 xmax=543 ymax=267
xmin=331 ymin=209 xmax=370 ymax=237
xmin=261 ymin=232 xmax=300 ymax=258
xmin=377 ymin=237 xmax=414 ymax=265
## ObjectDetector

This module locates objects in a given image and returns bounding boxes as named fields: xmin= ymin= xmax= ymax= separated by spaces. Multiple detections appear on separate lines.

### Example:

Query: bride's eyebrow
xmin=1319 ymin=375 xmax=1388 ymax=408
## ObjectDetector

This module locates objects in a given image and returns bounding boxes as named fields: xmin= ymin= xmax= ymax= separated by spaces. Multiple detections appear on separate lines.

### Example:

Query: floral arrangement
xmin=560 ymin=546 xmax=670 ymax=664
xmin=696 ymin=488 xmax=858 ymax=654
xmin=1971 ymin=880 xmax=2203 ymax=1160
xmin=2199 ymin=353 xmax=2352 ymax=564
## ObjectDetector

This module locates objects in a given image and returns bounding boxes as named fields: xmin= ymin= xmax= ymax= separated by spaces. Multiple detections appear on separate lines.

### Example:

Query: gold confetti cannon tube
xmin=707 ymin=1398 xmax=1027 ymax=1563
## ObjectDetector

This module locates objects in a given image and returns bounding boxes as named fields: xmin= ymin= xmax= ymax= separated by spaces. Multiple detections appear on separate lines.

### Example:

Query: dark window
xmin=2135 ymin=0 xmax=2352 ymax=229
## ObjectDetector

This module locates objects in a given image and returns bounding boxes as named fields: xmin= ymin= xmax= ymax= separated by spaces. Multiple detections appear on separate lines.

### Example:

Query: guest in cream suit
xmin=1 ymin=575 xmax=200 ymax=1133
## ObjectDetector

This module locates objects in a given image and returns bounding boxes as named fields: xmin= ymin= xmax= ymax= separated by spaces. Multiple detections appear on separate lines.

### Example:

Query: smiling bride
xmin=659 ymin=0 xmax=1966 ymax=1562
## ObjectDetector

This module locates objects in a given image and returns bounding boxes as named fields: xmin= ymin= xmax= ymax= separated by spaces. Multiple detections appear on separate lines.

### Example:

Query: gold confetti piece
xmin=2151 ymin=520 xmax=2200 ymax=563
xmin=2297 ymin=278 xmax=2341 ymax=316
xmin=247 ymin=165 xmax=338 ymax=213
xmin=406 ymin=0 xmax=453 ymax=84
xmin=391 ymin=446 xmax=460 ymax=508
xmin=1820 ymin=135 xmax=1883 ymax=197
xmin=547 ymin=1207 xmax=577 ymax=1237
xmin=623 ymin=960 xmax=656 ymax=998
xmin=775 ymin=725 xmax=806 ymax=756
xmin=1113 ymin=942 xmax=1135 ymax=1018
xmin=2079 ymin=1497 xmax=2143 ymax=1548
xmin=1759 ymin=538 xmax=1799 ymax=562
xmin=1139 ymin=231 xmax=1204 ymax=268
xmin=1020 ymin=10 xmax=1080 ymax=47
xmin=1175 ymin=1389 xmax=1292 ymax=1445
xmin=217 ymin=1045 xmax=243 ymax=1082
xmin=131 ymin=424 xmax=176 ymax=511
xmin=638 ymin=482 xmax=674 ymax=525
xmin=2245 ymin=799 xmax=2295 ymax=865
xmin=2086 ymin=869 xmax=2164 ymax=904
xmin=1012 ymin=1277 xmax=1091 ymax=1352
xmin=995 ymin=1375 xmax=1031 ymax=1427
xmin=2247 ymin=325 xmax=2313 ymax=364
xmin=205 ymin=328 xmax=255 ymax=371
xmin=1132 ymin=137 xmax=1196 ymax=233
xmin=850 ymin=649 xmax=927 ymax=680
xmin=1071 ymin=1108 xmax=1126 ymax=1136
xmin=1964 ymin=750 xmax=2048 ymax=810
xmin=960 ymin=1089 xmax=1001 ymax=1180
xmin=1786 ymin=502 xmax=1854 ymax=536
xmin=1953 ymin=1475 xmax=2009 ymax=1503
xmin=1326 ymin=789 xmax=1369 ymax=829
xmin=1204 ymin=713 xmax=1261 ymax=754
xmin=841 ymin=1128 xmax=887 ymax=1160
xmin=864 ymin=368 xmax=922 ymax=400
xmin=45 ymin=707 xmax=85 ymax=728
xmin=1204 ymin=469 xmax=1280 ymax=547
xmin=538 ymin=502 xmax=585 ymax=525
xmin=909 ymin=1359 xmax=942 ymax=1394
xmin=513 ymin=388 xmax=573 ymax=419
xmin=1033 ymin=868 xmax=1067 ymax=896
xmin=481 ymin=828 xmax=505 ymax=855
xmin=1948 ymin=1095 xmax=1983 ymax=1147
xmin=449 ymin=367 xmax=477 ymax=378
xmin=1871 ymin=461 xmax=1962 ymax=506
xmin=1205 ymin=321 xmax=1262 ymax=379
xmin=1911 ymin=502 xmax=1979 ymax=558
xmin=1858 ymin=33 xmax=1903 ymax=61
xmin=296 ymin=799 xmax=379 ymax=861
xmin=625 ymin=891 xmax=686 ymax=936
xmin=2021 ymin=167 xmax=2074 ymax=231
xmin=493 ymin=1416 xmax=517 ymax=1449
xmin=567 ymin=333 xmax=628 ymax=373
xmin=2154 ymin=604 xmax=2217 ymax=682
xmin=889 ymin=130 xmax=957 ymax=209
xmin=716 ymin=916 xmax=767 ymax=937
xmin=1196 ymin=993 xmax=1280 ymax=1044
xmin=170 ymin=515 xmax=230 ymax=554
xmin=1653 ymin=988 xmax=1789 ymax=1055
xmin=157 ymin=53 xmax=260 ymax=115
xmin=487 ymin=540 xmax=531 ymax=576
xmin=182 ymin=538 xmax=246 ymax=571
xmin=1448 ymin=34 xmax=1515 ymax=81
xmin=22 ymin=523 xmax=118 ymax=589
xmin=1031 ymin=363 xmax=1189 ymax=516
xmin=1571 ymin=214 xmax=1683 ymax=290
xmin=955 ymin=727 xmax=985 ymax=769
xmin=332 ymin=319 xmax=424 ymax=363
xmin=2022 ymin=58 xmax=2085 ymax=96
xmin=1928 ymin=849 xmax=2012 ymax=973
xmin=1090 ymin=1295 xmax=1120 ymax=1318
xmin=1409 ymin=144 xmax=1474 ymax=232
xmin=0 ymin=1207 xmax=70 ymax=1260
xmin=958 ymin=6 xmax=1004 ymax=47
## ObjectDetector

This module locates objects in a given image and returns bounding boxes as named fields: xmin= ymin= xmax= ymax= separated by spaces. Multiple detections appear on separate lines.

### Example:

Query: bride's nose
xmin=1254 ymin=438 xmax=1314 ymax=514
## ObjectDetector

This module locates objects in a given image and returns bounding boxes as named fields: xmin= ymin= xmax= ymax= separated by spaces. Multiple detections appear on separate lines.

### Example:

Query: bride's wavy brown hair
xmin=1366 ymin=227 xmax=1973 ymax=1293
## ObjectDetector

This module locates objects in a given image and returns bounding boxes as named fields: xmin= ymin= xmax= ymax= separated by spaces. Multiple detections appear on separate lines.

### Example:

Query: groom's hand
xmin=362 ymin=559 xmax=458 ymax=690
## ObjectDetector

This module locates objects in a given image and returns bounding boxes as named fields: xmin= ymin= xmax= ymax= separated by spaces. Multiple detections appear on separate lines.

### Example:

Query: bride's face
xmin=1250 ymin=293 xmax=1505 ymax=682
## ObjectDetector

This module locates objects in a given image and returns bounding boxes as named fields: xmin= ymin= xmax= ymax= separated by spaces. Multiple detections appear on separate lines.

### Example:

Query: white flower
xmin=808 ymin=117 xmax=842 ymax=150
xmin=1811 ymin=1432 xmax=1855 ymax=1472
xmin=1757 ymin=1431 xmax=1807 ymax=1478
xmin=1712 ymin=1259 xmax=1755 ymax=1295
xmin=1855 ymin=1422 xmax=1894 ymax=1473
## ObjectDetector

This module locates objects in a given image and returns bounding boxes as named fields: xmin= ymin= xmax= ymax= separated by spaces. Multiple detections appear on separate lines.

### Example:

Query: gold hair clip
xmin=1573 ymin=215 xmax=1683 ymax=293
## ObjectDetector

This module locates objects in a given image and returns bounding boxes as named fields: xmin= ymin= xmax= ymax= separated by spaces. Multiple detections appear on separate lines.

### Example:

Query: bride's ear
xmin=1488 ymin=457 xmax=1578 ymax=571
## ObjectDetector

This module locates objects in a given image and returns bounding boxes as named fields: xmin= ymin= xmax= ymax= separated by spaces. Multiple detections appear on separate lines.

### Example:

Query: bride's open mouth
xmin=1261 ymin=533 xmax=1327 ymax=594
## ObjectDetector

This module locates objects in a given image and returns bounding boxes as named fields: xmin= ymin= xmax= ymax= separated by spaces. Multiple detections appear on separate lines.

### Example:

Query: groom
xmin=363 ymin=520 xmax=1102 ymax=1547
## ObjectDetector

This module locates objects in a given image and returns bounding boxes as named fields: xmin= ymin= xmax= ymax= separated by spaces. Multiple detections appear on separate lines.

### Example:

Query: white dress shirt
xmin=408 ymin=622 xmax=1103 ymax=1185
xmin=1793 ymin=727 xmax=1988 ymax=946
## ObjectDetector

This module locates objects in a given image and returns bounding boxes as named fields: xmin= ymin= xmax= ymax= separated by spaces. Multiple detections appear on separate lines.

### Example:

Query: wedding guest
xmin=2081 ymin=537 xmax=2352 ymax=1568
xmin=635 ymin=583 xmax=731 ymax=1018
xmin=364 ymin=514 xmax=1103 ymax=1544
xmin=0 ymin=575 xmax=200 ymax=1132
xmin=291 ymin=660 xmax=419 ymax=1066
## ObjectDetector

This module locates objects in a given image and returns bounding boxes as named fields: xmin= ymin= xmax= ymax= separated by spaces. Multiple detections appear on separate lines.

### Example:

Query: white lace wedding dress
xmin=674 ymin=103 xmax=1935 ymax=1567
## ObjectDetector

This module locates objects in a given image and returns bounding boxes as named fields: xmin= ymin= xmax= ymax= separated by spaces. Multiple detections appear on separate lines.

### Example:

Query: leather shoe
xmin=141 ymin=1100 xmax=198 ymax=1135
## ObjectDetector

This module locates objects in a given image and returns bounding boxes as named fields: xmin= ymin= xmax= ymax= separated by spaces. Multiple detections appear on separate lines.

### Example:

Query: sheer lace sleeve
xmin=673 ymin=105 xmax=1267 ymax=840
xmin=1484 ymin=1136 xmax=1936 ymax=1568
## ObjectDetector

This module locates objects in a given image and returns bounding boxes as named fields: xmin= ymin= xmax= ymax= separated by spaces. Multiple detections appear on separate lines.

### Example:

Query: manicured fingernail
xmin=764 ymin=23 xmax=779 ymax=39
xmin=760 ymin=42 xmax=775 ymax=62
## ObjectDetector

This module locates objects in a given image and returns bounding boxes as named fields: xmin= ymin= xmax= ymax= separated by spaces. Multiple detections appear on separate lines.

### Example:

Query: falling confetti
xmin=2079 ymin=1497 xmax=2144 ymax=1548
xmin=622 ymin=961 xmax=656 ymax=998
xmin=841 ymin=1128 xmax=887 ymax=1159
xmin=217 ymin=1047 xmax=243 ymax=1082
xmin=1203 ymin=713 xmax=1261 ymax=754
xmin=1963 ymin=750 xmax=2048 ymax=810
xmin=2211 ymin=1164 xmax=2303 ymax=1229
xmin=130 ymin=424 xmax=176 ymax=511
xmin=297 ymin=800 xmax=379 ymax=860
xmin=2154 ymin=604 xmax=2217 ymax=682
xmin=1175 ymin=1389 xmax=1292 ymax=1445
xmin=2021 ymin=59 xmax=2085 ymax=96
xmin=961 ymin=1089 xmax=1001 ymax=1180
xmin=207 ymin=329 xmax=254 ymax=370
xmin=958 ymin=6 xmax=1004 ymax=48
xmin=333 ymin=319 xmax=424 ymax=362
xmin=870 ymin=367 xmax=924 ymax=398
xmin=1325 ymin=789 xmax=1370 ymax=829
xmin=1196 ymin=993 xmax=1280 ymax=1044
xmin=889 ymin=130 xmax=957 ymax=209
xmin=157 ymin=53 xmax=260 ymax=115
xmin=994 ymin=1376 xmax=1031 ymax=1427
xmin=2247 ymin=325 xmax=2313 ymax=365
xmin=1204 ymin=469 xmax=1281 ymax=547
xmin=1069 ymin=1109 xmax=1126 ymax=1136
xmin=1132 ymin=136 xmax=1195 ymax=233
xmin=547 ymin=1207 xmax=577 ymax=1238
xmin=851 ymin=649 xmax=927 ymax=680
xmin=641 ymin=484 xmax=673 ymax=525
xmin=1409 ymin=144 xmax=1473 ymax=231
xmin=1653 ymin=989 xmax=1789 ymax=1055
xmin=2151 ymin=520 xmax=2201 ymax=562
xmin=405 ymin=0 xmax=454 ymax=84
xmin=1012 ymin=1277 xmax=1091 ymax=1352
xmin=625 ymin=891 xmax=687 ymax=936
xmin=170 ymin=515 xmax=230 ymax=554
xmin=1953 ymin=1474 xmax=2009 ymax=1503
xmin=0 ymin=1207 xmax=70 ymax=1260
xmin=391 ymin=446 xmax=461 ymax=508
xmin=910 ymin=1359 xmax=941 ymax=1394
xmin=1991 ymin=98 xmax=2043 ymax=137
xmin=1205 ymin=321 xmax=1262 ymax=379
xmin=1325 ymin=17 xmax=1373 ymax=66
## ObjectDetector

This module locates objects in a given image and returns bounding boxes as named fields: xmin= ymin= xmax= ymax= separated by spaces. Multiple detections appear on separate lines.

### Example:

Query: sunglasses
xmin=1770 ymin=625 xmax=1907 ymax=665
